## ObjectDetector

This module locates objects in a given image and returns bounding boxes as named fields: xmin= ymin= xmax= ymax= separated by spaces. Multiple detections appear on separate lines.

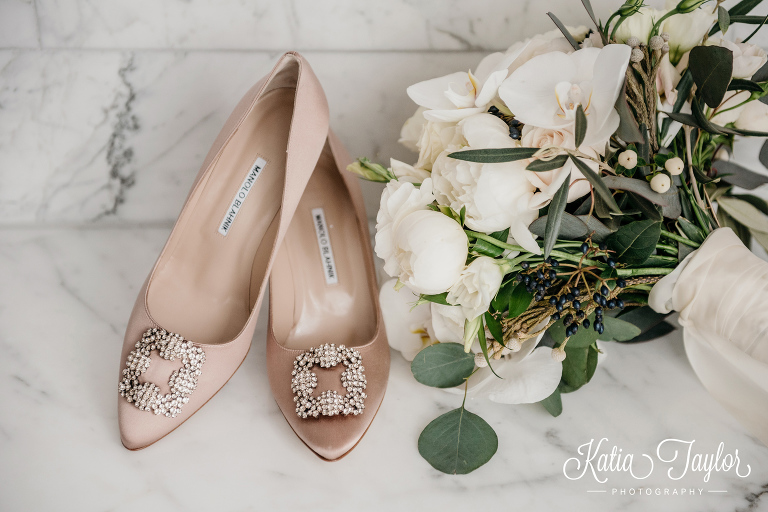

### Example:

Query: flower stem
xmin=660 ymin=228 xmax=700 ymax=248
xmin=616 ymin=267 xmax=674 ymax=276
xmin=465 ymin=230 xmax=525 ymax=252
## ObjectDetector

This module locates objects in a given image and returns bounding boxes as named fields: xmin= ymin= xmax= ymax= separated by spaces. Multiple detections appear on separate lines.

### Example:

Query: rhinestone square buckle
xmin=291 ymin=343 xmax=367 ymax=418
xmin=119 ymin=328 xmax=205 ymax=418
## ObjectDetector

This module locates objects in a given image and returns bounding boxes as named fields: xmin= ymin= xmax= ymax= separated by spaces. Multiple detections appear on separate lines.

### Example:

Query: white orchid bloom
xmin=499 ymin=45 xmax=631 ymax=151
xmin=379 ymin=280 xmax=434 ymax=361
xmin=406 ymin=51 xmax=520 ymax=122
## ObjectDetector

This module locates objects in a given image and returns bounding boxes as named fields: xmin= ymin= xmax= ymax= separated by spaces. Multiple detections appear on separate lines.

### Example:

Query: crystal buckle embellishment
xmin=119 ymin=328 xmax=206 ymax=418
xmin=291 ymin=343 xmax=367 ymax=418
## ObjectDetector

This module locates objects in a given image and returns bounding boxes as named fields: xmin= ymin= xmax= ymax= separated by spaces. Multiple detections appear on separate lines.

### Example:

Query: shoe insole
xmin=271 ymin=145 xmax=376 ymax=350
xmin=147 ymin=86 xmax=294 ymax=345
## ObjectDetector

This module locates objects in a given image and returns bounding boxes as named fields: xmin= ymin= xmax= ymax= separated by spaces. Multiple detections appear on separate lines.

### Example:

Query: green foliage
xmin=508 ymin=283 xmax=534 ymax=318
xmin=607 ymin=220 xmax=662 ymax=264
xmin=411 ymin=343 xmax=475 ymax=388
xmin=418 ymin=407 xmax=498 ymax=475
xmin=689 ymin=46 xmax=733 ymax=109
xmin=540 ymin=388 xmax=563 ymax=417
xmin=544 ymin=172 xmax=571 ymax=258
xmin=448 ymin=147 xmax=538 ymax=163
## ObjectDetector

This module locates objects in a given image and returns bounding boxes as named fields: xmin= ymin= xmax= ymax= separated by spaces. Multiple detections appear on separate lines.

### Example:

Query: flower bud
xmin=661 ymin=32 xmax=670 ymax=41
xmin=618 ymin=0 xmax=644 ymax=16
xmin=651 ymin=173 xmax=672 ymax=193
xmin=626 ymin=36 xmax=640 ymax=48
xmin=507 ymin=337 xmax=522 ymax=352
xmin=649 ymin=35 xmax=664 ymax=51
xmin=665 ymin=156 xmax=685 ymax=175
xmin=675 ymin=0 xmax=711 ymax=14
xmin=618 ymin=150 xmax=638 ymax=169
xmin=552 ymin=347 xmax=567 ymax=362
xmin=662 ymin=43 xmax=670 ymax=54
xmin=630 ymin=48 xmax=644 ymax=62
xmin=347 ymin=158 xmax=394 ymax=182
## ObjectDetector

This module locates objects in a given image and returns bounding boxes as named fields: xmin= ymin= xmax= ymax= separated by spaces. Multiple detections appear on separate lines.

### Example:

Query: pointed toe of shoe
xmin=290 ymin=415 xmax=373 ymax=461
xmin=118 ymin=398 xmax=180 ymax=450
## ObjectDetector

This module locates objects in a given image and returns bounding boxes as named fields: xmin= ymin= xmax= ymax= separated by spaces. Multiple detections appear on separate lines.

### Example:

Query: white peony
xmin=399 ymin=106 xmax=427 ymax=152
xmin=389 ymin=159 xmax=431 ymax=183
xmin=613 ymin=7 xmax=660 ymax=44
xmin=505 ymin=27 xmax=586 ymax=73
xmin=430 ymin=114 xmax=539 ymax=254
xmin=389 ymin=209 xmax=469 ymax=295
xmin=708 ymin=37 xmax=768 ymax=79
xmin=446 ymin=256 xmax=504 ymax=321
xmin=414 ymin=120 xmax=462 ymax=171
xmin=662 ymin=7 xmax=718 ymax=65
xmin=499 ymin=45 xmax=631 ymax=151
xmin=735 ymin=101 xmax=768 ymax=133
xmin=375 ymin=178 xmax=436 ymax=279
xmin=379 ymin=279 xmax=433 ymax=361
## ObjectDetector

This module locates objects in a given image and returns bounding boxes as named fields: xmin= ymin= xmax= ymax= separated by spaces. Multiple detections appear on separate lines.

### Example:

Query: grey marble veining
xmin=1 ymin=227 xmax=767 ymax=512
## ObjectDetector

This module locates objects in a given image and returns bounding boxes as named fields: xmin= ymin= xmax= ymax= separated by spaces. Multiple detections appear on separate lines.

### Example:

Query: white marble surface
xmin=1 ymin=227 xmax=767 ymax=512
xmin=2 ymin=1 xmax=768 ymax=510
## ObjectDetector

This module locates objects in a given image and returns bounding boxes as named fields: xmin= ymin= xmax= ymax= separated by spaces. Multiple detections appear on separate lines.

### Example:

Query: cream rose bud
xmin=709 ymin=38 xmax=768 ymax=79
xmin=665 ymin=156 xmax=684 ymax=175
xmin=618 ymin=150 xmax=638 ymax=169
xmin=651 ymin=173 xmax=671 ymax=193
xmin=662 ymin=7 xmax=718 ymax=64
xmin=431 ymin=303 xmax=467 ymax=344
xmin=446 ymin=256 xmax=504 ymax=320
xmin=736 ymin=101 xmax=768 ymax=133
xmin=613 ymin=7 xmax=660 ymax=45
xmin=391 ymin=209 xmax=469 ymax=295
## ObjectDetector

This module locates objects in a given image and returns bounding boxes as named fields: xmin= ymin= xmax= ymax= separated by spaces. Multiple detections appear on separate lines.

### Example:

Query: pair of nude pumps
xmin=116 ymin=52 xmax=389 ymax=460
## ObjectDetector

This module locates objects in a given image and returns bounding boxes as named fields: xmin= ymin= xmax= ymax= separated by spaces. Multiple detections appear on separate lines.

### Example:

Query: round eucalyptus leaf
xmin=418 ymin=407 xmax=498 ymax=474
xmin=410 ymin=343 xmax=475 ymax=388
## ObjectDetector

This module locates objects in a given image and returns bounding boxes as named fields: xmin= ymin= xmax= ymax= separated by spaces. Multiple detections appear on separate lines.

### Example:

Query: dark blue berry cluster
xmin=516 ymin=257 xmax=560 ymax=302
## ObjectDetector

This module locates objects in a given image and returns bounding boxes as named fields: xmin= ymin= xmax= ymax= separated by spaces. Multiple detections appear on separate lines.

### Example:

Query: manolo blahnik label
xmin=218 ymin=157 xmax=267 ymax=236
xmin=312 ymin=208 xmax=339 ymax=285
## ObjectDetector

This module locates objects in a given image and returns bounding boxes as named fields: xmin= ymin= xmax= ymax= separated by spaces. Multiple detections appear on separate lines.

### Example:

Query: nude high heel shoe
xmin=267 ymin=131 xmax=390 ymax=461
xmin=117 ymin=52 xmax=329 ymax=450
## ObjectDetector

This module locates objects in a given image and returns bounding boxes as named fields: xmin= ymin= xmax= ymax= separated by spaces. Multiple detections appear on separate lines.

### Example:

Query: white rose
xmin=735 ymin=101 xmax=768 ymax=132
xmin=446 ymin=256 xmax=504 ymax=320
xmin=708 ymin=37 xmax=768 ymax=79
xmin=710 ymin=91 xmax=751 ymax=126
xmin=375 ymin=178 xmax=436 ymax=279
xmin=379 ymin=279 xmax=433 ymax=360
xmin=520 ymin=125 xmax=592 ymax=208
xmin=390 ymin=209 xmax=468 ymax=295
xmin=614 ymin=7 xmax=661 ymax=44
xmin=414 ymin=120 xmax=462 ymax=171
xmin=399 ymin=106 xmax=427 ymax=152
xmin=662 ymin=7 xmax=718 ymax=64
xmin=430 ymin=303 xmax=467 ymax=344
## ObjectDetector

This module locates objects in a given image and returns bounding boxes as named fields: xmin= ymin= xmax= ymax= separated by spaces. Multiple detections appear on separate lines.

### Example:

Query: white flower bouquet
xmin=349 ymin=0 xmax=768 ymax=474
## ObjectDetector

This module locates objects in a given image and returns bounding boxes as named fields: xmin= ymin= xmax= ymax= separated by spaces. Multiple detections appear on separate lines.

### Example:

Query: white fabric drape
xmin=649 ymin=228 xmax=768 ymax=445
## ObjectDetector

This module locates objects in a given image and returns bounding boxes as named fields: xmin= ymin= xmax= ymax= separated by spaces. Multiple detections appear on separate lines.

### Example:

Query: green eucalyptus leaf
xmin=616 ymin=306 xmax=670 ymax=337
xmin=689 ymin=45 xmax=734 ymax=108
xmin=715 ymin=160 xmax=768 ymax=190
xmin=569 ymin=155 xmax=622 ymax=215
xmin=728 ymin=78 xmax=763 ymax=92
xmin=607 ymin=219 xmax=661 ymax=264
xmin=526 ymin=154 xmax=569 ymax=172
xmin=561 ymin=343 xmax=599 ymax=391
xmin=575 ymin=104 xmax=587 ymax=147
xmin=418 ymin=407 xmax=498 ymax=475
xmin=544 ymin=171 xmax=571 ymax=258
xmin=540 ymin=388 xmax=563 ymax=417
xmin=627 ymin=321 xmax=676 ymax=342
xmin=600 ymin=316 xmax=642 ymax=341
xmin=411 ymin=343 xmax=475 ymax=388
xmin=448 ymin=147 xmax=538 ymax=163
xmin=528 ymin=212 xmax=589 ymax=240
